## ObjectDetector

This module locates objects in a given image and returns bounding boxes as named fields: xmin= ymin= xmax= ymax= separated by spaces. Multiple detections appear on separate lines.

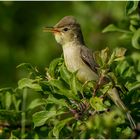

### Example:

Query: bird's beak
xmin=43 ymin=27 xmax=60 ymax=33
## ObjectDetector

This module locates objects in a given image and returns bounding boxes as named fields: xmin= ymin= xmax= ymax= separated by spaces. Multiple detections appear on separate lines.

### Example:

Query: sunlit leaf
xmin=18 ymin=78 xmax=42 ymax=91
xmin=90 ymin=97 xmax=107 ymax=111
xmin=27 ymin=99 xmax=46 ymax=110
xmin=53 ymin=117 xmax=74 ymax=138
xmin=16 ymin=63 xmax=34 ymax=70
xmin=138 ymin=61 xmax=140 ymax=72
xmin=102 ymin=24 xmax=131 ymax=33
xmin=100 ymin=82 xmax=112 ymax=95
xmin=5 ymin=91 xmax=12 ymax=110
xmin=0 ymin=87 xmax=13 ymax=93
xmin=114 ymin=48 xmax=126 ymax=61
xmin=70 ymin=72 xmax=78 ymax=95
xmin=101 ymin=47 xmax=109 ymax=66
xmin=94 ymin=51 xmax=102 ymax=67
xmin=48 ymin=58 xmax=63 ymax=78
xmin=125 ymin=1 xmax=139 ymax=15
xmin=33 ymin=111 xmax=56 ymax=127
xmin=49 ymin=79 xmax=78 ymax=100
xmin=60 ymin=63 xmax=71 ymax=84
xmin=115 ymin=48 xmax=127 ymax=58
xmin=132 ymin=28 xmax=140 ymax=49
xmin=33 ymin=110 xmax=65 ymax=127
xmin=115 ymin=61 xmax=129 ymax=75
xmin=124 ymin=66 xmax=135 ymax=77
xmin=46 ymin=94 xmax=68 ymax=107
xmin=122 ymin=127 xmax=132 ymax=138
xmin=127 ymin=81 xmax=140 ymax=91
xmin=130 ymin=19 xmax=139 ymax=26
xmin=136 ymin=74 xmax=140 ymax=81
xmin=129 ymin=24 xmax=136 ymax=32
xmin=120 ymin=33 xmax=132 ymax=40
xmin=108 ymin=51 xmax=116 ymax=65
xmin=12 ymin=95 xmax=21 ymax=111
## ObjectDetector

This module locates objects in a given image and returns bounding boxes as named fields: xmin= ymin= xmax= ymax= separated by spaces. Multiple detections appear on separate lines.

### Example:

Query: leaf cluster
xmin=103 ymin=1 xmax=140 ymax=49
xmin=0 ymin=1 xmax=140 ymax=139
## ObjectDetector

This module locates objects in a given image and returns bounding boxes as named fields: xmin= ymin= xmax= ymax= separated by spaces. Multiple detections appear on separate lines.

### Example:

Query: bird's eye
xmin=63 ymin=28 xmax=69 ymax=32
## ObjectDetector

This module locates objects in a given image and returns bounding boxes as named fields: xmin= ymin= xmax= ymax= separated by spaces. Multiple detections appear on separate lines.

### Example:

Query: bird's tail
xmin=107 ymin=87 xmax=136 ymax=129
xmin=126 ymin=111 xmax=136 ymax=130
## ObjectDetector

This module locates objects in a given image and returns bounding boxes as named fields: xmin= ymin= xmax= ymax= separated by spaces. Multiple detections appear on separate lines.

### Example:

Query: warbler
xmin=44 ymin=16 xmax=136 ymax=129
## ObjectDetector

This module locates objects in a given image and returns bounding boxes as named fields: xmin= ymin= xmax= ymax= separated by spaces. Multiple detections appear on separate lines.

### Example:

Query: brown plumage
xmin=44 ymin=16 xmax=136 ymax=129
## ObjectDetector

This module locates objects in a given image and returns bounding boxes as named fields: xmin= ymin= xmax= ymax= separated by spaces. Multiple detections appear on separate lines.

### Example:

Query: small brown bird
xmin=44 ymin=16 xmax=136 ymax=129
xmin=44 ymin=16 xmax=98 ymax=83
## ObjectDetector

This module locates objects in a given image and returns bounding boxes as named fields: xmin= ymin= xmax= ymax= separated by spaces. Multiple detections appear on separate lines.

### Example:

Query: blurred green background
xmin=0 ymin=1 xmax=129 ymax=88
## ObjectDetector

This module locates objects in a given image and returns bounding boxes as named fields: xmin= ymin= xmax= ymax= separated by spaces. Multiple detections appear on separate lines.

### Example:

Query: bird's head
xmin=44 ymin=16 xmax=84 ymax=46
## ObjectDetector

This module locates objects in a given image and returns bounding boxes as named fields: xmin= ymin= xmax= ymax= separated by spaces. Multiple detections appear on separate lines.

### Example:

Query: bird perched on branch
xmin=44 ymin=16 xmax=136 ymax=129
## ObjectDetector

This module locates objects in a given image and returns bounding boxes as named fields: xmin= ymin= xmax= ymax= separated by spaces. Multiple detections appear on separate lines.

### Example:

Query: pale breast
xmin=63 ymin=45 xmax=82 ymax=72
xmin=63 ymin=43 xmax=98 ymax=82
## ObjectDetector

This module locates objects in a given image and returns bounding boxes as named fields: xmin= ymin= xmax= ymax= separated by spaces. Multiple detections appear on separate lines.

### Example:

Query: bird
xmin=43 ymin=16 xmax=136 ymax=129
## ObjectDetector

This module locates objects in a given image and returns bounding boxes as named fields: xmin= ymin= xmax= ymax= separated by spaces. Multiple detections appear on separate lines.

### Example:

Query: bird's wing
xmin=80 ymin=46 xmax=99 ymax=73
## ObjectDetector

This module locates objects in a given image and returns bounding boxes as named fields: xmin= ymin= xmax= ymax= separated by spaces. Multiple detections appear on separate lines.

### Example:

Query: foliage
xmin=0 ymin=49 xmax=139 ymax=138
xmin=0 ymin=1 xmax=140 ymax=139
xmin=103 ymin=1 xmax=140 ymax=50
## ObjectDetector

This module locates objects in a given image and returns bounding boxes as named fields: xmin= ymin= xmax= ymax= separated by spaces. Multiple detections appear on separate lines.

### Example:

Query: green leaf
xmin=33 ymin=111 xmax=56 ymax=127
xmin=115 ymin=61 xmax=129 ymax=75
xmin=138 ymin=60 xmax=140 ymax=72
xmin=12 ymin=95 xmax=21 ymax=111
xmin=27 ymin=99 xmax=46 ymax=110
xmin=94 ymin=51 xmax=102 ymax=66
xmin=16 ymin=63 xmax=34 ymax=70
xmin=132 ymin=28 xmax=140 ymax=49
xmin=124 ymin=66 xmax=135 ymax=77
xmin=102 ymin=24 xmax=118 ymax=33
xmin=129 ymin=24 xmax=136 ymax=32
xmin=136 ymin=74 xmax=140 ymax=81
xmin=130 ymin=19 xmax=139 ymax=26
xmin=48 ymin=58 xmax=63 ymax=78
xmin=49 ymin=79 xmax=78 ymax=100
xmin=101 ymin=47 xmax=109 ymax=66
xmin=122 ymin=127 xmax=132 ymax=138
xmin=53 ymin=117 xmax=74 ymax=138
xmin=5 ymin=91 xmax=12 ymax=110
xmin=114 ymin=48 xmax=127 ymax=61
xmin=0 ymin=87 xmax=13 ymax=93
xmin=127 ymin=81 xmax=140 ymax=91
xmin=18 ymin=78 xmax=42 ymax=91
xmin=70 ymin=72 xmax=78 ymax=95
xmin=102 ymin=24 xmax=131 ymax=33
xmin=115 ymin=48 xmax=126 ymax=58
xmin=60 ymin=63 xmax=71 ymax=84
xmin=120 ymin=33 xmax=132 ymax=40
xmin=108 ymin=51 xmax=116 ymax=65
xmin=90 ymin=97 xmax=107 ymax=111
xmin=100 ymin=82 xmax=112 ymax=95
xmin=17 ymin=63 xmax=40 ymax=78
xmin=33 ymin=110 xmax=64 ymax=127
xmin=125 ymin=1 xmax=139 ymax=15
xmin=46 ymin=94 xmax=68 ymax=107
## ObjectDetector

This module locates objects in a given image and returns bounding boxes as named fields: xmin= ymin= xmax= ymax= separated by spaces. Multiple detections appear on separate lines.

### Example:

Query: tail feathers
xmin=126 ymin=112 xmax=136 ymax=130
xmin=108 ymin=87 xmax=136 ymax=129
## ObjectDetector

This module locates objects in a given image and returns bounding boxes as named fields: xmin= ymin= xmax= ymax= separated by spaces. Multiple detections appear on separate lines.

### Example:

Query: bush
xmin=0 ymin=1 xmax=140 ymax=139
